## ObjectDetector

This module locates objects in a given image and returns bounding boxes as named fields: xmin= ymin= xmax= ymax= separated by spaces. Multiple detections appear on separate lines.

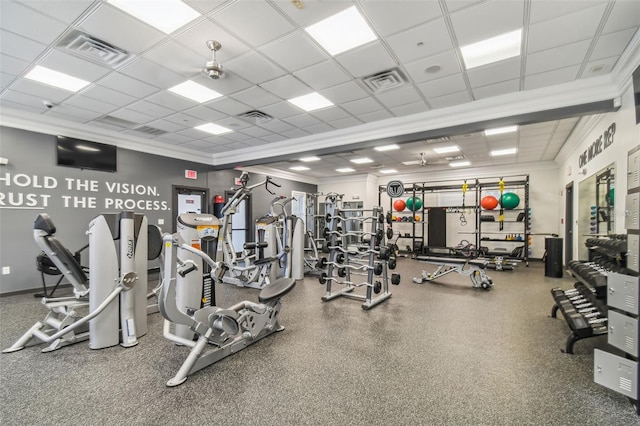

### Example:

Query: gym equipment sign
xmin=578 ymin=122 xmax=615 ymax=168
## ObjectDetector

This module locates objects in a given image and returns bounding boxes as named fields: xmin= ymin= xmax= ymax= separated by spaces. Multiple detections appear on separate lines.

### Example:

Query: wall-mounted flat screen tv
xmin=56 ymin=136 xmax=117 ymax=172
xmin=634 ymin=64 xmax=640 ymax=124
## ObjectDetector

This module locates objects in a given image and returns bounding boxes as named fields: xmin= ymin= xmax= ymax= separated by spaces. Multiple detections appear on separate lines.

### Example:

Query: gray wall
xmin=0 ymin=126 xmax=316 ymax=294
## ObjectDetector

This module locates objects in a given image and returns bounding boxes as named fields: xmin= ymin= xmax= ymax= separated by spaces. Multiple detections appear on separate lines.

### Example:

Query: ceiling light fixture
xmin=288 ymin=92 xmax=333 ymax=112
xmin=194 ymin=123 xmax=232 ymax=135
xmin=290 ymin=165 xmax=310 ymax=171
xmin=380 ymin=169 xmax=397 ymax=174
xmin=336 ymin=167 xmax=356 ymax=173
xmin=108 ymin=0 xmax=200 ymax=34
xmin=460 ymin=29 xmax=522 ymax=69
xmin=25 ymin=65 xmax=90 ymax=92
xmin=350 ymin=157 xmax=373 ymax=164
xmin=484 ymin=125 xmax=518 ymax=136
xmin=305 ymin=6 xmax=377 ymax=55
xmin=374 ymin=144 xmax=399 ymax=152
xmin=300 ymin=156 xmax=321 ymax=162
xmin=433 ymin=145 xmax=459 ymax=154
xmin=449 ymin=160 xmax=471 ymax=168
xmin=168 ymin=80 xmax=222 ymax=103
xmin=491 ymin=148 xmax=517 ymax=156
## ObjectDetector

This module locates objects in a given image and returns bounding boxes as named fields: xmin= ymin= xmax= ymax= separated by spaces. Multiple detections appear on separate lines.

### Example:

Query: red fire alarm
xmin=185 ymin=170 xmax=197 ymax=180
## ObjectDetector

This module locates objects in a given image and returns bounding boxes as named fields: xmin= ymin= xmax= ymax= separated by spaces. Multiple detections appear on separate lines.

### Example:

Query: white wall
xmin=557 ymin=80 xmax=639 ymax=260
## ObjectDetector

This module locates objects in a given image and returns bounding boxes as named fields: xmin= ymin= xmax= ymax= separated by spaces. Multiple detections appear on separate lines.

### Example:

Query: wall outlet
xmin=2 ymin=266 xmax=10 ymax=275
xmin=158 ymin=219 xmax=164 ymax=225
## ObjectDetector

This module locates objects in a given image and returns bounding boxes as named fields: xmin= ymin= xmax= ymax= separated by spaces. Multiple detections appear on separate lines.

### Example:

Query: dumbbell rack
xmin=318 ymin=206 xmax=400 ymax=310
xmin=593 ymin=145 xmax=640 ymax=414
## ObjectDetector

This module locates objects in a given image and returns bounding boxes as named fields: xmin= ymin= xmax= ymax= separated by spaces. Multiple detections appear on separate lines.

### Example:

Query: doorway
xmin=172 ymin=185 xmax=209 ymax=232
xmin=565 ymin=182 xmax=573 ymax=266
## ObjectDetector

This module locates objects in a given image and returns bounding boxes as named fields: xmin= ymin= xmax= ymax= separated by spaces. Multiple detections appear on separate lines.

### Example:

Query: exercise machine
xmin=413 ymin=255 xmax=493 ymax=289
xmin=4 ymin=212 xmax=157 ymax=353
xmin=219 ymin=172 xmax=280 ymax=289
xmin=158 ymin=222 xmax=296 ymax=386
xmin=264 ymin=195 xmax=305 ymax=280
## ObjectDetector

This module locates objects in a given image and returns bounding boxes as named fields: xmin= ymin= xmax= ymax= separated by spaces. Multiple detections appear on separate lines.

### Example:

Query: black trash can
xmin=545 ymin=237 xmax=563 ymax=278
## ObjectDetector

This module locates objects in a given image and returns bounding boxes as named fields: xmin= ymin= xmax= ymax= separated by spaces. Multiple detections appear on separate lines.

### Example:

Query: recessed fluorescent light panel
xmin=374 ymin=144 xmax=399 ymax=152
xmin=288 ymin=92 xmax=334 ymax=112
xmin=460 ymin=29 xmax=522 ymax=69
xmin=168 ymin=81 xmax=222 ymax=103
xmin=336 ymin=167 xmax=356 ymax=173
xmin=305 ymin=6 xmax=377 ymax=55
xmin=450 ymin=160 xmax=471 ymax=168
xmin=108 ymin=0 xmax=200 ymax=34
xmin=380 ymin=169 xmax=397 ymax=174
xmin=484 ymin=125 xmax=518 ymax=136
xmin=433 ymin=145 xmax=459 ymax=154
xmin=290 ymin=166 xmax=310 ymax=171
xmin=491 ymin=148 xmax=517 ymax=156
xmin=402 ymin=160 xmax=421 ymax=166
xmin=300 ymin=156 xmax=321 ymax=162
xmin=195 ymin=123 xmax=232 ymax=135
xmin=25 ymin=65 xmax=90 ymax=92
xmin=350 ymin=157 xmax=373 ymax=164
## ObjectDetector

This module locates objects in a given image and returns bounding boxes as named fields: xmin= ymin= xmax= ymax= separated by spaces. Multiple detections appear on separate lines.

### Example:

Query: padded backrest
xmin=34 ymin=214 xmax=56 ymax=235
xmin=45 ymin=236 xmax=89 ymax=285
xmin=147 ymin=225 xmax=163 ymax=260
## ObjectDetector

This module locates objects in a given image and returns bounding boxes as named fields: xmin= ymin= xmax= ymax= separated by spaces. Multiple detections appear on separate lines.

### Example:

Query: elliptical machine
xmin=158 ymin=212 xmax=296 ymax=386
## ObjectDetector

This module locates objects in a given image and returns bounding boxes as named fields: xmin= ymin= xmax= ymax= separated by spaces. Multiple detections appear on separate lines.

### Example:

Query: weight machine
xmin=158 ymin=215 xmax=296 ymax=386
xmin=4 ymin=212 xmax=157 ymax=353
xmin=219 ymin=172 xmax=281 ymax=289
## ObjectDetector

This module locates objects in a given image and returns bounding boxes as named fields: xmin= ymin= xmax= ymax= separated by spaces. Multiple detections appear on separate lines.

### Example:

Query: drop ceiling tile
xmin=179 ymin=127 xmax=212 ymax=139
xmin=362 ymin=0 xmax=442 ymax=37
xmin=525 ymin=65 xmax=581 ymax=90
xmin=404 ymin=50 xmax=462 ymax=84
xmin=526 ymin=39 xmax=591 ymax=75
xmin=418 ymin=73 xmax=466 ymax=99
xmin=218 ymin=131 xmax=255 ymax=142
xmin=209 ymin=97 xmax=251 ymax=116
xmin=215 ymin=116 xmax=252 ymax=131
xmin=183 ymin=105 xmax=226 ymax=122
xmin=590 ymin=28 xmax=637 ymax=61
xmin=0 ymin=1 xmax=67 ymax=44
xmin=385 ymin=18 xmax=452 ymax=63
xmin=529 ymin=1 xmax=606 ymax=24
xmin=0 ymin=98 xmax=45 ymax=114
xmin=450 ymin=0 xmax=524 ymax=46
xmin=183 ymin=0 xmax=228 ymax=14
xmin=389 ymin=100 xmax=429 ymax=117
xmin=155 ymin=133 xmax=193 ymax=144
xmin=211 ymin=1 xmax=295 ymax=47
xmin=100 ymin=73 xmax=159 ymax=98
xmin=143 ymin=40 xmax=203 ymax=76
xmin=173 ymin=19 xmax=250 ymax=62
xmin=79 ymin=3 xmax=165 ymax=55
xmin=467 ymin=57 xmax=520 ymax=88
xmin=2 ymin=89 xmax=52 ymax=110
xmin=240 ymin=126 xmax=274 ymax=138
xmin=260 ymin=120 xmax=296 ymax=133
xmin=427 ymin=90 xmax=471 ymax=109
xmin=88 ymin=120 xmax=128 ymax=133
xmin=320 ymin=81 xmax=369 ymax=104
xmin=0 ymin=30 xmax=47 ymax=63
xmin=473 ymin=79 xmax=520 ymax=100
xmin=527 ymin=3 xmax=607 ymax=53
xmin=109 ymin=108 xmax=156 ymax=125
xmin=0 ymin=53 xmax=31 ymax=75
xmin=181 ymin=139 xmax=216 ymax=149
xmin=225 ymin=51 xmax=287 ymax=85
xmin=260 ymin=74 xmax=311 ymax=99
xmin=444 ymin=0 xmax=486 ymax=13
xmin=359 ymin=109 xmax=394 ymax=123
xmin=261 ymin=32 xmax=326 ymax=72
xmin=0 ymin=72 xmax=16 ymax=90
xmin=284 ymin=114 xmax=322 ymax=128
xmin=335 ymin=41 xmax=397 ymax=78
xmin=231 ymin=86 xmax=282 ymax=109
xmin=271 ymin=0 xmax=350 ymax=28
xmin=260 ymin=101 xmax=304 ymax=119
xmin=602 ymin=0 xmax=640 ymax=34
xmin=146 ymin=91 xmax=197 ymax=111
xmin=39 ymin=50 xmax=111 ymax=82
xmin=64 ymin=94 xmax=118 ymax=114
xmin=311 ymin=106 xmax=350 ymax=122
xmin=10 ymin=80 xmax=73 ymax=103
xmin=126 ymin=100 xmax=174 ymax=119
xmin=145 ymin=120 xmax=187 ymax=133
xmin=304 ymin=123 xmax=335 ymax=134
xmin=16 ymin=0 xmax=95 ymax=24
xmin=120 ymin=58 xmax=184 ymax=90
xmin=258 ymin=133 xmax=287 ymax=143
xmin=329 ymin=116 xmax=363 ymax=130
xmin=375 ymin=85 xmax=422 ymax=108
xmin=192 ymin=72 xmax=253 ymax=96
xmin=582 ymin=56 xmax=619 ymax=78
xmin=293 ymin=61 xmax=351 ymax=90
xmin=48 ymin=103 xmax=104 ymax=121
xmin=339 ymin=97 xmax=383 ymax=116
xmin=281 ymin=129 xmax=311 ymax=139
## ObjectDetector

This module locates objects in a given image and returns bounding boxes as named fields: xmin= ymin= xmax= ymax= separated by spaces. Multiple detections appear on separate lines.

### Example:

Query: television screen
xmin=634 ymin=64 xmax=640 ymax=124
xmin=56 ymin=136 xmax=117 ymax=172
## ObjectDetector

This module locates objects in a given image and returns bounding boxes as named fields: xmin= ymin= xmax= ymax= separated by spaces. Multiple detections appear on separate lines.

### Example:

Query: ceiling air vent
xmin=59 ymin=30 xmax=133 ymax=68
xmin=132 ymin=125 xmax=167 ymax=136
xmin=362 ymin=68 xmax=408 ymax=94
xmin=426 ymin=136 xmax=451 ymax=143
xmin=445 ymin=155 xmax=465 ymax=161
xmin=237 ymin=110 xmax=274 ymax=125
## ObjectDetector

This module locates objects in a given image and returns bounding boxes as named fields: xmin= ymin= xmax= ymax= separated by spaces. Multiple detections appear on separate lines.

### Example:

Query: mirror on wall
xmin=577 ymin=163 xmax=615 ymax=259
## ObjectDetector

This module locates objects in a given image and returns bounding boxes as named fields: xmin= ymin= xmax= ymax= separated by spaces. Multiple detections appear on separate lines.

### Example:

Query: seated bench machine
xmin=3 ymin=212 xmax=153 ymax=353
xmin=159 ymin=227 xmax=296 ymax=386
xmin=412 ymin=255 xmax=493 ymax=289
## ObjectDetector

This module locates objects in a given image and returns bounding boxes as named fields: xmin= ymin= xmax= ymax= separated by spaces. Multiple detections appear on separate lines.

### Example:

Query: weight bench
xmin=412 ymin=256 xmax=493 ymax=289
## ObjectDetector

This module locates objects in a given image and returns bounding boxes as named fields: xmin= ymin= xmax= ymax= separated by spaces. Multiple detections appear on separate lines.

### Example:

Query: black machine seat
xmin=258 ymin=277 xmax=296 ymax=303
xmin=45 ymin=236 xmax=88 ymax=286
